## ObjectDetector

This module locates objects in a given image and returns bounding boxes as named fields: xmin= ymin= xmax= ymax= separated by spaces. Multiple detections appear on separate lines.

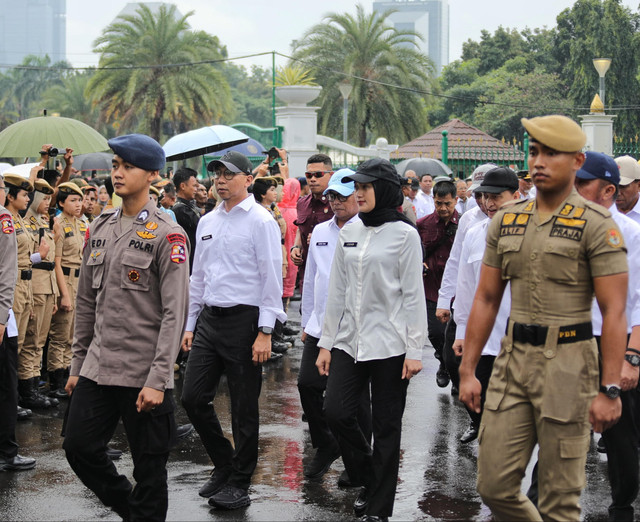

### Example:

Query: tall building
xmin=372 ymin=0 xmax=449 ymax=74
xmin=0 ymin=0 xmax=66 ymax=66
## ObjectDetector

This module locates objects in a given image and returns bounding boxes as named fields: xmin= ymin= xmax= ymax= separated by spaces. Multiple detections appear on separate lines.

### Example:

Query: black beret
xmin=108 ymin=134 xmax=166 ymax=171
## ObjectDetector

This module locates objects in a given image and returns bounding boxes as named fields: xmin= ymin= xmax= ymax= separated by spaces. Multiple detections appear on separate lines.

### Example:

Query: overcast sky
xmin=66 ymin=0 xmax=638 ymax=71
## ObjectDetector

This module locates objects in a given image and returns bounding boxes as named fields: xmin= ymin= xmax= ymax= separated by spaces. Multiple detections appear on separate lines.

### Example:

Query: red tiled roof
xmin=390 ymin=119 xmax=525 ymax=161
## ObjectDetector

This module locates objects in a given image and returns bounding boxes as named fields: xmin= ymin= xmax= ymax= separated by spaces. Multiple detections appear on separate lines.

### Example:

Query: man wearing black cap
xmin=181 ymin=151 xmax=285 ymax=510
xmin=451 ymin=167 xmax=519 ymax=444
xmin=459 ymin=116 xmax=628 ymax=521
xmin=63 ymin=134 xmax=190 ymax=521
xmin=574 ymin=151 xmax=640 ymax=521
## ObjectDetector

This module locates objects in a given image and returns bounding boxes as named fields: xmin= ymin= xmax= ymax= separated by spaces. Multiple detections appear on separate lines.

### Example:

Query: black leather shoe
xmin=17 ymin=405 xmax=32 ymax=421
xmin=282 ymin=336 xmax=296 ymax=345
xmin=435 ymin=364 xmax=450 ymax=388
xmin=176 ymin=423 xmax=194 ymax=440
xmin=268 ymin=352 xmax=284 ymax=361
xmin=353 ymin=487 xmax=369 ymax=517
xmin=361 ymin=516 xmax=388 ymax=522
xmin=106 ymin=447 xmax=122 ymax=460
xmin=459 ymin=424 xmax=478 ymax=444
xmin=0 ymin=454 xmax=36 ymax=471
xmin=597 ymin=437 xmax=606 ymax=453
xmin=304 ymin=445 xmax=341 ymax=479
xmin=272 ymin=340 xmax=290 ymax=354
xmin=282 ymin=324 xmax=299 ymax=336
xmin=450 ymin=384 xmax=459 ymax=396
xmin=199 ymin=467 xmax=231 ymax=498
xmin=338 ymin=469 xmax=364 ymax=488
xmin=208 ymin=484 xmax=250 ymax=509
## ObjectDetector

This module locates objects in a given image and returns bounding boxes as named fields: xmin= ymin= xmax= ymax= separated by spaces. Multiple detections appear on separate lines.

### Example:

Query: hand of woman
xmin=402 ymin=359 xmax=422 ymax=380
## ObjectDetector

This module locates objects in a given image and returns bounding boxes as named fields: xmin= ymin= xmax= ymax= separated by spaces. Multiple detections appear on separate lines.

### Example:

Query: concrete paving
xmin=0 ymin=305 xmax=635 ymax=520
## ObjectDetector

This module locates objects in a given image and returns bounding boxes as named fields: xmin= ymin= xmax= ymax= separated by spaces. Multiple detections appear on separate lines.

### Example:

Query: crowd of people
xmin=0 ymin=114 xmax=639 ymax=522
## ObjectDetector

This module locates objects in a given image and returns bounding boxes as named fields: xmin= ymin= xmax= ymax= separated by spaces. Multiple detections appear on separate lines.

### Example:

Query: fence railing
xmin=613 ymin=136 xmax=640 ymax=159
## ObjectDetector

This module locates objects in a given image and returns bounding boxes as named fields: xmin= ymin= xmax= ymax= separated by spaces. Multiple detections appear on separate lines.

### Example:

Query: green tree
xmin=87 ymin=4 xmax=234 ymax=141
xmin=223 ymin=64 xmax=272 ymax=128
xmin=291 ymin=4 xmax=435 ymax=147
xmin=554 ymin=0 xmax=640 ymax=137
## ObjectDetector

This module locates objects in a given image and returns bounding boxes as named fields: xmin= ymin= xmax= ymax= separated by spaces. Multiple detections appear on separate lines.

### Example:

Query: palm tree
xmin=87 ymin=4 xmax=234 ymax=141
xmin=292 ymin=4 xmax=436 ymax=147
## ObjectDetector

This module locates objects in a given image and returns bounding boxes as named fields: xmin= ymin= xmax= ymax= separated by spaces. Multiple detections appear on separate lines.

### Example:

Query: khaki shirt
xmin=12 ymin=211 xmax=35 ymax=271
xmin=25 ymin=208 xmax=57 ymax=295
xmin=70 ymin=199 xmax=190 ymax=391
xmin=55 ymin=214 xmax=85 ymax=269
xmin=483 ymin=189 xmax=628 ymax=325
xmin=0 ymin=205 xmax=17 ymax=324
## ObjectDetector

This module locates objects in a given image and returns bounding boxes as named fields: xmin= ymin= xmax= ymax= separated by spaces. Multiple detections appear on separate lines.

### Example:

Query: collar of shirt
xmin=216 ymin=194 xmax=254 ymax=215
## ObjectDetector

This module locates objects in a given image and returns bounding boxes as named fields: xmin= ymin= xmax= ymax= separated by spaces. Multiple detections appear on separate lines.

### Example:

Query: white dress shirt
xmin=6 ymin=309 xmax=17 ymax=337
xmin=417 ymin=191 xmax=435 ymax=216
xmin=622 ymin=195 xmax=640 ymax=226
xmin=437 ymin=205 xmax=488 ymax=310
xmin=592 ymin=204 xmax=640 ymax=334
xmin=302 ymin=215 xmax=361 ymax=339
xmin=455 ymin=220 xmax=510 ymax=356
xmin=410 ymin=195 xmax=430 ymax=220
xmin=455 ymin=197 xmax=475 ymax=216
xmin=318 ymin=220 xmax=427 ymax=362
xmin=187 ymin=195 xmax=286 ymax=331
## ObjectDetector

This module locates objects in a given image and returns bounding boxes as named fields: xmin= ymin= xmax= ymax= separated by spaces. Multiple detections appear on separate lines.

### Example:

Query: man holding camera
xmin=417 ymin=180 xmax=459 ymax=389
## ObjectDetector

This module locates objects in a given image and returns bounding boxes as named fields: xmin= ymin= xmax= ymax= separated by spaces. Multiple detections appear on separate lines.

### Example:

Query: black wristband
xmin=626 ymin=348 xmax=640 ymax=355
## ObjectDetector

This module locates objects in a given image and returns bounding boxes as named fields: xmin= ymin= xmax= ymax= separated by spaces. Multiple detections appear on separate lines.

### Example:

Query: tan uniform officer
xmin=22 ymin=180 xmax=60 ymax=397
xmin=47 ymin=182 xmax=85 ymax=396
xmin=459 ymin=115 xmax=629 ymax=521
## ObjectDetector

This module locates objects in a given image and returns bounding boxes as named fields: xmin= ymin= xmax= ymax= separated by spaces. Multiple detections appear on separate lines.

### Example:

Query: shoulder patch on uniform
xmin=166 ymin=233 xmax=186 ymax=244
xmin=1 ymin=214 xmax=14 ymax=234
xmin=584 ymin=200 xmax=611 ymax=218
xmin=170 ymin=243 xmax=186 ymax=264
xmin=606 ymin=228 xmax=624 ymax=248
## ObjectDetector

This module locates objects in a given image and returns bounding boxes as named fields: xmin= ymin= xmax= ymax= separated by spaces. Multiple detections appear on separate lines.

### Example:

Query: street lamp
xmin=338 ymin=81 xmax=353 ymax=143
xmin=593 ymin=58 xmax=612 ymax=106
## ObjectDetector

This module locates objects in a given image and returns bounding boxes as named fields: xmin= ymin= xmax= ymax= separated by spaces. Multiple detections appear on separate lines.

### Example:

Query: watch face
xmin=606 ymin=386 xmax=621 ymax=399
xmin=626 ymin=354 xmax=640 ymax=366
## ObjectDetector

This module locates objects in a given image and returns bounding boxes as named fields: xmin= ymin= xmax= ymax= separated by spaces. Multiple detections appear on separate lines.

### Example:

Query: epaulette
xmin=583 ymin=200 xmax=611 ymax=218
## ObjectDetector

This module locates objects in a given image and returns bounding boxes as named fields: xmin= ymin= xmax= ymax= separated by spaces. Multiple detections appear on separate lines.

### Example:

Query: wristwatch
xmin=258 ymin=326 xmax=273 ymax=335
xmin=625 ymin=353 xmax=640 ymax=367
xmin=599 ymin=384 xmax=622 ymax=399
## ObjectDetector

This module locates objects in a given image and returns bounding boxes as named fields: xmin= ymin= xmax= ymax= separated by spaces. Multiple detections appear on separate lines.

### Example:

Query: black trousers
xmin=442 ymin=315 xmax=459 ymax=387
xmin=63 ymin=377 xmax=176 ymax=522
xmin=325 ymin=349 xmax=408 ymax=518
xmin=0 ymin=331 xmax=18 ymax=459
xmin=181 ymin=305 xmax=262 ymax=491
xmin=467 ymin=355 xmax=496 ymax=427
xmin=427 ymin=300 xmax=446 ymax=364
xmin=297 ymin=335 xmax=372 ymax=450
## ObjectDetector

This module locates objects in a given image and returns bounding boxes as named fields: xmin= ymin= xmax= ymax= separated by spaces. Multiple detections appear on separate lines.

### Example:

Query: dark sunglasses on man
xmin=305 ymin=171 xmax=332 ymax=179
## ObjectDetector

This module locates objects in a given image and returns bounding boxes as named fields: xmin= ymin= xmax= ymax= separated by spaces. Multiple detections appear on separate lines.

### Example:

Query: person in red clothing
xmin=417 ymin=180 xmax=459 ymax=388
xmin=280 ymin=178 xmax=300 ymax=312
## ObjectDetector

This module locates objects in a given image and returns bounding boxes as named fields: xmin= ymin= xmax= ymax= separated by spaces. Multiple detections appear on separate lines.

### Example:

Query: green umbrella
xmin=0 ymin=116 xmax=109 ymax=158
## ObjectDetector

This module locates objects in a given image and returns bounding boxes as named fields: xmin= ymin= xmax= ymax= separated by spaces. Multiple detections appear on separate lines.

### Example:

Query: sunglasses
xmin=305 ymin=171 xmax=332 ymax=179
xmin=326 ymin=192 xmax=349 ymax=202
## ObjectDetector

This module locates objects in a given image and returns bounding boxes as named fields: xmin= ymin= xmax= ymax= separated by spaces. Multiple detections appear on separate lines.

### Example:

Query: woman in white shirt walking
xmin=316 ymin=158 xmax=427 ymax=521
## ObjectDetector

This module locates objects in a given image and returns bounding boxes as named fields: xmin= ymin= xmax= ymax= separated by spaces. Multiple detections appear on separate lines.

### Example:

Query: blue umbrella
xmin=211 ymin=137 xmax=267 ymax=158
xmin=163 ymin=125 xmax=249 ymax=162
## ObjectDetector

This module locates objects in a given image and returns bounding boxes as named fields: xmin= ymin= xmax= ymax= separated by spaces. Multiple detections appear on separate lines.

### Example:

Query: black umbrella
xmin=395 ymin=158 xmax=453 ymax=177
xmin=74 ymin=152 xmax=113 ymax=172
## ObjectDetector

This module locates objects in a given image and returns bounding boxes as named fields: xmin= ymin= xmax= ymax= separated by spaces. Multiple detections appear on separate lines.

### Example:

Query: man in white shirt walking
xmin=298 ymin=169 xmax=370 ymax=484
xmin=615 ymin=155 xmax=640 ymax=226
xmin=181 ymin=151 xmax=286 ymax=510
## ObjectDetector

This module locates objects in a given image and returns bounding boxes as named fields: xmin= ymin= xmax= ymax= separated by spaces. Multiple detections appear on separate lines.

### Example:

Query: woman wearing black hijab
xmin=316 ymin=158 xmax=427 ymax=521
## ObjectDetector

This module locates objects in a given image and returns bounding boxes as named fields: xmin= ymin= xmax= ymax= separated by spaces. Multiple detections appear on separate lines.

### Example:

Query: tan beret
xmin=34 ymin=179 xmax=54 ymax=195
xmin=521 ymin=115 xmax=586 ymax=152
xmin=3 ymin=173 xmax=33 ymax=192
xmin=254 ymin=175 xmax=284 ymax=187
xmin=153 ymin=178 xmax=170 ymax=188
xmin=149 ymin=185 xmax=161 ymax=198
xmin=615 ymin=156 xmax=640 ymax=186
xmin=82 ymin=184 xmax=98 ymax=193
xmin=57 ymin=182 xmax=84 ymax=197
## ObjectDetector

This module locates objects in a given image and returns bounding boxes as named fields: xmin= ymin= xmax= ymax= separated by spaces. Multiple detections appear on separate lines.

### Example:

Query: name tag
xmin=344 ymin=241 xmax=358 ymax=247
xmin=316 ymin=241 xmax=328 ymax=246
xmin=202 ymin=234 xmax=212 ymax=241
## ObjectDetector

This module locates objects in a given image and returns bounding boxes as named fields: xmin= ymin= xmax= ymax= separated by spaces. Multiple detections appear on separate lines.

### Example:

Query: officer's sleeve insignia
xmin=166 ymin=233 xmax=186 ymax=244
xmin=606 ymin=228 xmax=624 ymax=248
xmin=1 ymin=213 xmax=14 ymax=234
xmin=170 ymin=243 xmax=186 ymax=264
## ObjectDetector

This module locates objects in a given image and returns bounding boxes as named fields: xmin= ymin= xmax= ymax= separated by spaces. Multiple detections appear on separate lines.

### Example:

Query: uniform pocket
xmin=542 ymin=242 xmax=580 ymax=284
xmin=121 ymin=251 xmax=153 ymax=291
xmin=143 ymin=393 xmax=176 ymax=454
xmin=555 ymin=433 xmax=591 ymax=492
xmin=87 ymin=249 xmax=106 ymax=289
xmin=483 ymin=336 xmax=511 ymax=411
xmin=497 ymin=236 xmax=524 ymax=280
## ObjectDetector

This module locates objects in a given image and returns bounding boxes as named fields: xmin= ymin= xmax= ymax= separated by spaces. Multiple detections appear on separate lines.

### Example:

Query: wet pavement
xmin=1 ymin=303 xmax=638 ymax=521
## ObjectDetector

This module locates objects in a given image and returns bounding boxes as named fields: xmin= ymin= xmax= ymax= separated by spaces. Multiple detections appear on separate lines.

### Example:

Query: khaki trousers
xmin=476 ymin=324 xmax=598 ymax=522
xmin=12 ymin=279 xmax=32 ymax=353
xmin=48 ymin=273 xmax=78 ymax=371
xmin=19 ymin=293 xmax=55 ymax=379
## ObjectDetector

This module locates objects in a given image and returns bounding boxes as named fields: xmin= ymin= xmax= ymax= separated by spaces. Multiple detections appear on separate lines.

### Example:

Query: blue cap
xmin=323 ymin=168 xmax=355 ymax=197
xmin=576 ymin=151 xmax=620 ymax=186
xmin=108 ymin=134 xmax=166 ymax=171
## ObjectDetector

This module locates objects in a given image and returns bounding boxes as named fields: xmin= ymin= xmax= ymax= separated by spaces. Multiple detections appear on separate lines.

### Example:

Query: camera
xmin=266 ymin=147 xmax=280 ymax=161
xmin=39 ymin=147 xmax=63 ymax=157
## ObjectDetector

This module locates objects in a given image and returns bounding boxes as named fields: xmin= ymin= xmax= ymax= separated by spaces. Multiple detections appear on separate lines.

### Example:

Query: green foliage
xmin=275 ymin=64 xmax=317 ymax=86
xmin=87 ymin=4 xmax=234 ymax=141
xmin=292 ymin=4 xmax=436 ymax=147
xmin=224 ymin=64 xmax=273 ymax=128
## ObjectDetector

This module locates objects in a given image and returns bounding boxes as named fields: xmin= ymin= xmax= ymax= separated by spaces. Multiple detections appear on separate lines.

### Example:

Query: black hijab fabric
xmin=359 ymin=178 xmax=415 ymax=228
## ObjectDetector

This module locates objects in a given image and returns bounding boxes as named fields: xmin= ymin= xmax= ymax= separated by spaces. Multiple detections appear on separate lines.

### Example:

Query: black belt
xmin=205 ymin=304 xmax=258 ymax=317
xmin=32 ymin=261 xmax=54 ymax=271
xmin=20 ymin=270 xmax=32 ymax=280
xmin=62 ymin=266 xmax=80 ymax=277
xmin=510 ymin=321 xmax=593 ymax=346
